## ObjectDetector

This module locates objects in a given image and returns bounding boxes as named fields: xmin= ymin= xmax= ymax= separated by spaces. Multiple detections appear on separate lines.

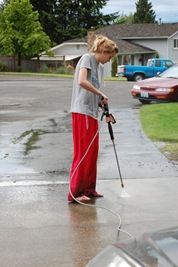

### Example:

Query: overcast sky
xmin=102 ymin=0 xmax=178 ymax=23
xmin=0 ymin=0 xmax=177 ymax=24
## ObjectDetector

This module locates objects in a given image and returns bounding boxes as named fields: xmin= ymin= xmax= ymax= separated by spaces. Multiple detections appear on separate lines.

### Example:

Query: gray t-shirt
xmin=70 ymin=53 xmax=104 ymax=119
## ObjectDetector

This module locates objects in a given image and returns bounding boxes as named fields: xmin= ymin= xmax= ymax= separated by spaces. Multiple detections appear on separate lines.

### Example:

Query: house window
xmin=174 ymin=39 xmax=178 ymax=48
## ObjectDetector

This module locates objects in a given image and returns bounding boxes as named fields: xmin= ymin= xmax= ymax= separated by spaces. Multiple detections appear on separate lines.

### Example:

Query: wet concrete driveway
xmin=0 ymin=75 xmax=178 ymax=267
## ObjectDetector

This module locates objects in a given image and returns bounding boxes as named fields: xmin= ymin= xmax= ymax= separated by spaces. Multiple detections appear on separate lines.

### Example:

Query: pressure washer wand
xmin=101 ymin=102 xmax=124 ymax=188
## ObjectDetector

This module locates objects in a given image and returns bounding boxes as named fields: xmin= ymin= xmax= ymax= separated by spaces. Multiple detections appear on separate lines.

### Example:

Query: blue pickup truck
xmin=117 ymin=58 xmax=174 ymax=81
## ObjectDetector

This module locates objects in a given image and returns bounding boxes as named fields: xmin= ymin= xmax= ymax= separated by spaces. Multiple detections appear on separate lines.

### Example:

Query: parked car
xmin=86 ymin=227 xmax=178 ymax=267
xmin=131 ymin=64 xmax=178 ymax=104
xmin=118 ymin=58 xmax=174 ymax=81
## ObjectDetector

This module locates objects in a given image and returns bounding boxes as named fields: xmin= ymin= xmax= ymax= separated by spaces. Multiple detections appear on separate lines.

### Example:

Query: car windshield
xmin=159 ymin=65 xmax=178 ymax=78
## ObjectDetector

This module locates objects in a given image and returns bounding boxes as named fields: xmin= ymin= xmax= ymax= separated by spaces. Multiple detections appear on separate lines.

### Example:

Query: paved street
xmin=0 ymin=75 xmax=178 ymax=267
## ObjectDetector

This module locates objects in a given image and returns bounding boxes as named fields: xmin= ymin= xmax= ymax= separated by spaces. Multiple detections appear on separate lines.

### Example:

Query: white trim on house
xmin=65 ymin=55 xmax=81 ymax=60
xmin=35 ymin=55 xmax=64 ymax=61
xmin=124 ymin=36 xmax=169 ymax=39
xmin=41 ymin=42 xmax=88 ymax=64
xmin=33 ymin=55 xmax=82 ymax=61
xmin=168 ymin=31 xmax=178 ymax=39
xmin=50 ymin=42 xmax=87 ymax=51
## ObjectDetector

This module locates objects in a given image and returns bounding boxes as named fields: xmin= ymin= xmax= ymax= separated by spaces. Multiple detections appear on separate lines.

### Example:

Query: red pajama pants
xmin=68 ymin=113 xmax=99 ymax=201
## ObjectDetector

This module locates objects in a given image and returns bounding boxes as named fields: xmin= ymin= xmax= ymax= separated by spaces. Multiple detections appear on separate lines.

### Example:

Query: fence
xmin=0 ymin=56 xmax=66 ymax=73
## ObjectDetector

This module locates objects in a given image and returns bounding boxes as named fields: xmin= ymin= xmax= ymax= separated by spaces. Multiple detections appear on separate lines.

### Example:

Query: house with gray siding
xmin=93 ymin=23 xmax=178 ymax=68
xmin=2 ymin=23 xmax=178 ymax=74
xmin=38 ymin=23 xmax=178 ymax=76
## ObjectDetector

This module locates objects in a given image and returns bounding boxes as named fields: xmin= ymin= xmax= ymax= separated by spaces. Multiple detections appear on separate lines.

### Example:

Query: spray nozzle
xmin=99 ymin=96 xmax=116 ymax=123
xmin=100 ymin=104 xmax=116 ymax=124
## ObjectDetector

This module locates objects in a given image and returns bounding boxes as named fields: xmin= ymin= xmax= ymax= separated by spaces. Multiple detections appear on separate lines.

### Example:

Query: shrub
xmin=55 ymin=66 xmax=74 ymax=74
xmin=0 ymin=62 xmax=8 ymax=71
xmin=39 ymin=65 xmax=50 ymax=73
xmin=111 ymin=56 xmax=118 ymax=77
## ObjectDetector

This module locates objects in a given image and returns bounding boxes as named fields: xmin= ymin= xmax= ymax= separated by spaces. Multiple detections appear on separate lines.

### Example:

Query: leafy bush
xmin=39 ymin=64 xmax=74 ymax=74
xmin=0 ymin=62 xmax=8 ymax=71
xmin=55 ymin=66 xmax=74 ymax=74
xmin=55 ymin=67 xmax=67 ymax=74
xmin=111 ymin=56 xmax=118 ymax=77
xmin=39 ymin=65 xmax=50 ymax=73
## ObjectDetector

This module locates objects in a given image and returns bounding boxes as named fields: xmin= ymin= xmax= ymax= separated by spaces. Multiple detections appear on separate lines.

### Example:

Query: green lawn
xmin=0 ymin=72 xmax=74 ymax=78
xmin=0 ymin=72 xmax=127 ymax=81
xmin=140 ymin=103 xmax=178 ymax=161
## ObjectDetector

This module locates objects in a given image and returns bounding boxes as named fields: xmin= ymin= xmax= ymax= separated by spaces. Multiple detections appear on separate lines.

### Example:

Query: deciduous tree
xmin=0 ymin=0 xmax=53 ymax=71
xmin=115 ymin=12 xmax=134 ymax=24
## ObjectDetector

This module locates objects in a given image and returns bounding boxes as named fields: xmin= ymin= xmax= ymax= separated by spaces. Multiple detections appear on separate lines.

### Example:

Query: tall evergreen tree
xmin=28 ymin=0 xmax=58 ymax=45
xmin=133 ymin=0 xmax=156 ymax=23
xmin=29 ymin=0 xmax=119 ymax=45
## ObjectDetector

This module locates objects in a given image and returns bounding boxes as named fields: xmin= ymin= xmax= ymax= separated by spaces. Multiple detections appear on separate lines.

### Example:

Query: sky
xmin=102 ymin=0 xmax=178 ymax=23
xmin=0 ymin=0 xmax=177 ymax=23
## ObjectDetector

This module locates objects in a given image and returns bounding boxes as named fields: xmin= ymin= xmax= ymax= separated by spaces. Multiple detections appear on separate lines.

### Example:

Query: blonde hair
xmin=90 ymin=35 xmax=119 ymax=54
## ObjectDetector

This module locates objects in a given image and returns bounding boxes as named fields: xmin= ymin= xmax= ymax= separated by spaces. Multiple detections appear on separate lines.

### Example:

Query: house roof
xmin=93 ymin=23 xmax=178 ymax=39
xmin=65 ymin=36 xmax=155 ymax=54
xmin=115 ymin=39 xmax=155 ymax=54
xmin=65 ymin=23 xmax=178 ymax=55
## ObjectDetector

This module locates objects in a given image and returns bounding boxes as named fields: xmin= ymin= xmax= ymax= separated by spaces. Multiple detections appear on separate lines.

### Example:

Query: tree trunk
xmin=17 ymin=51 xmax=21 ymax=72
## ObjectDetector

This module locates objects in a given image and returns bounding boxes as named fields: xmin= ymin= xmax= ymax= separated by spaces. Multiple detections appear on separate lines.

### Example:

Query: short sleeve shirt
xmin=70 ymin=53 xmax=104 ymax=119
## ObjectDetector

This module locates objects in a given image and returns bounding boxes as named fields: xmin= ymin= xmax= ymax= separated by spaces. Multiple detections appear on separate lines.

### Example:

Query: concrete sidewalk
xmin=0 ymin=107 xmax=178 ymax=267
xmin=98 ymin=108 xmax=178 ymax=179
xmin=1 ymin=177 xmax=178 ymax=267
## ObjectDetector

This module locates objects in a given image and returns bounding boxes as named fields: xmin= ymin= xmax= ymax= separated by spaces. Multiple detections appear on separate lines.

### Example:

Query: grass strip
xmin=140 ymin=103 xmax=178 ymax=162
xmin=140 ymin=103 xmax=178 ymax=142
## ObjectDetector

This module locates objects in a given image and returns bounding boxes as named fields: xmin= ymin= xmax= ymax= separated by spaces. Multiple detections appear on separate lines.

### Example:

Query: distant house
xmin=1 ymin=23 xmax=178 ymax=74
xmin=39 ymin=40 xmax=88 ymax=70
xmin=40 ymin=23 xmax=178 ymax=77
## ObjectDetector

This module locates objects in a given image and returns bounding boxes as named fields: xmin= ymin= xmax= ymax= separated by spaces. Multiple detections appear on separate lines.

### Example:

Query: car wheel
xmin=133 ymin=73 xmax=144 ymax=81
xmin=139 ymin=99 xmax=151 ymax=104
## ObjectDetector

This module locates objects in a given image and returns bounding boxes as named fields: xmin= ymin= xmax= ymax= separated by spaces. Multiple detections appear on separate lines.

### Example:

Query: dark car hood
xmin=137 ymin=77 xmax=178 ymax=88
xmin=117 ymin=227 xmax=178 ymax=267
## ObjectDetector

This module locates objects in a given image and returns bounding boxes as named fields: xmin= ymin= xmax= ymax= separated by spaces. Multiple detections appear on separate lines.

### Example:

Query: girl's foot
xmin=68 ymin=195 xmax=91 ymax=202
xmin=89 ymin=192 xmax=104 ymax=198
xmin=76 ymin=195 xmax=91 ymax=202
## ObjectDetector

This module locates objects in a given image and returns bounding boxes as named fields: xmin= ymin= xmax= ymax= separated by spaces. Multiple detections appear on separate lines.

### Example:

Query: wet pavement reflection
xmin=0 ymin=77 xmax=178 ymax=267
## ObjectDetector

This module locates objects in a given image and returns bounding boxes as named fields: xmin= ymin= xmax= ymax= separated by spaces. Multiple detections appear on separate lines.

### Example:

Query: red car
xmin=131 ymin=64 xmax=178 ymax=104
